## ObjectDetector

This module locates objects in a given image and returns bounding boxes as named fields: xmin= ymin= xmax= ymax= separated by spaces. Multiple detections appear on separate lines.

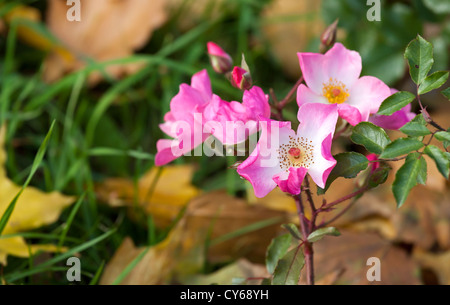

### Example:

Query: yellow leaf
xmin=0 ymin=125 xmax=74 ymax=265
xmin=96 ymin=165 xmax=201 ymax=228
xmin=2 ymin=5 xmax=74 ymax=62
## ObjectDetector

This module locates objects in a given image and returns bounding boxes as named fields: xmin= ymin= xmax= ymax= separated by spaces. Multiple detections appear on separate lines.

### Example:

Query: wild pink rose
xmin=155 ymin=69 xmax=212 ymax=166
xmin=155 ymin=70 xmax=271 ymax=166
xmin=297 ymin=43 xmax=391 ymax=126
xmin=237 ymin=103 xmax=338 ymax=198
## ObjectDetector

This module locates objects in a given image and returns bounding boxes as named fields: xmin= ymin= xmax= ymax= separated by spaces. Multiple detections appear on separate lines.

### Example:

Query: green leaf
xmin=435 ymin=131 xmax=450 ymax=143
xmin=307 ymin=227 xmax=341 ymax=243
xmin=404 ymin=35 xmax=434 ymax=85
xmin=442 ymin=87 xmax=450 ymax=100
xmin=351 ymin=122 xmax=391 ymax=154
xmin=379 ymin=138 xmax=424 ymax=159
xmin=266 ymin=234 xmax=292 ymax=274
xmin=417 ymin=155 xmax=427 ymax=185
xmin=424 ymin=145 xmax=450 ymax=179
xmin=272 ymin=246 xmax=305 ymax=285
xmin=418 ymin=71 xmax=449 ymax=95
xmin=392 ymin=154 xmax=422 ymax=207
xmin=318 ymin=152 xmax=369 ymax=194
xmin=422 ymin=0 xmax=450 ymax=14
xmin=377 ymin=91 xmax=416 ymax=116
xmin=399 ymin=115 xmax=431 ymax=137
xmin=281 ymin=223 xmax=302 ymax=240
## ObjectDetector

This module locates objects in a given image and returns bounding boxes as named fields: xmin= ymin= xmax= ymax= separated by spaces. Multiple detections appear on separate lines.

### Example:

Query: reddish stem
xmin=294 ymin=194 xmax=314 ymax=285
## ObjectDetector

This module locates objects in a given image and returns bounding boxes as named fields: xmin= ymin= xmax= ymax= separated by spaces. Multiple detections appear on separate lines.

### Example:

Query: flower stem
xmin=294 ymin=194 xmax=314 ymax=285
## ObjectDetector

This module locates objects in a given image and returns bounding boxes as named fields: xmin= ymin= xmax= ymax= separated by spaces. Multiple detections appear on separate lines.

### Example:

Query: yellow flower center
xmin=278 ymin=136 xmax=314 ymax=171
xmin=322 ymin=78 xmax=349 ymax=104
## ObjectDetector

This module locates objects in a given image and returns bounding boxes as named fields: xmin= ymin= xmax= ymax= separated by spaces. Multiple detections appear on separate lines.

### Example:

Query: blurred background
xmin=0 ymin=0 xmax=449 ymax=285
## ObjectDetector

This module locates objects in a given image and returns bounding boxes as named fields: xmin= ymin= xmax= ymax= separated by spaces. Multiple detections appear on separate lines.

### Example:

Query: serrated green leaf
xmin=281 ymin=223 xmax=302 ymax=240
xmin=424 ymin=145 xmax=449 ymax=179
xmin=266 ymin=234 xmax=292 ymax=275
xmin=435 ymin=131 xmax=450 ymax=143
xmin=392 ymin=154 xmax=422 ymax=208
xmin=377 ymin=91 xmax=416 ymax=116
xmin=351 ymin=122 xmax=391 ymax=154
xmin=404 ymin=35 xmax=434 ymax=85
xmin=417 ymin=155 xmax=427 ymax=185
xmin=272 ymin=246 xmax=305 ymax=285
xmin=399 ymin=115 xmax=431 ymax=137
xmin=319 ymin=152 xmax=369 ymax=194
xmin=307 ymin=227 xmax=341 ymax=243
xmin=418 ymin=71 xmax=449 ymax=95
xmin=442 ymin=87 xmax=450 ymax=100
xmin=379 ymin=138 xmax=424 ymax=159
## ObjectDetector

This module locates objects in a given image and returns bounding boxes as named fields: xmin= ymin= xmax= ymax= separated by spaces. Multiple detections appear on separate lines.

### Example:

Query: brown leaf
xmin=44 ymin=0 xmax=168 ymax=84
xmin=414 ymin=249 xmax=450 ymax=285
xmin=262 ymin=0 xmax=324 ymax=78
xmin=181 ymin=258 xmax=269 ymax=285
xmin=304 ymin=230 xmax=421 ymax=285
xmin=96 ymin=165 xmax=201 ymax=228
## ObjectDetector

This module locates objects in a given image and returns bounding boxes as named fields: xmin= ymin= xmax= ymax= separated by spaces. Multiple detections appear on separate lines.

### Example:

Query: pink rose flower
xmin=155 ymin=70 xmax=271 ymax=166
xmin=297 ymin=43 xmax=391 ymax=126
xmin=237 ymin=103 xmax=339 ymax=198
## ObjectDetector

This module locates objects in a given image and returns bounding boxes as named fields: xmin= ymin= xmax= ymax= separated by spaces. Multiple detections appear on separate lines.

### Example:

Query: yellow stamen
xmin=322 ymin=78 xmax=349 ymax=104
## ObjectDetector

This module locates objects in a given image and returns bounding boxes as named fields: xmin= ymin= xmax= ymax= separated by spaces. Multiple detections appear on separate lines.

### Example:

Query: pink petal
xmin=237 ymin=121 xmax=292 ymax=198
xmin=337 ymin=104 xmax=362 ymax=126
xmin=297 ymin=52 xmax=327 ymax=94
xmin=273 ymin=167 xmax=308 ymax=196
xmin=307 ymin=133 xmax=336 ymax=188
xmin=190 ymin=69 xmax=212 ymax=102
xmin=243 ymin=86 xmax=271 ymax=119
xmin=369 ymin=104 xmax=415 ymax=130
xmin=296 ymin=84 xmax=328 ymax=107
xmin=347 ymin=76 xmax=391 ymax=121
xmin=324 ymin=43 xmax=362 ymax=88
xmin=297 ymin=103 xmax=339 ymax=143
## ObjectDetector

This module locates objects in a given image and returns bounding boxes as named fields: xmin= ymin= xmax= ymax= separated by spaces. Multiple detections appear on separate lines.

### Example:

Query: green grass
xmin=0 ymin=0 xmax=294 ymax=285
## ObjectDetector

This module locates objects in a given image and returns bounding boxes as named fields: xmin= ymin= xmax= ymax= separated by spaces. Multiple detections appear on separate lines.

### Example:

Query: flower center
xmin=322 ymin=78 xmax=349 ymax=104
xmin=278 ymin=136 xmax=315 ymax=171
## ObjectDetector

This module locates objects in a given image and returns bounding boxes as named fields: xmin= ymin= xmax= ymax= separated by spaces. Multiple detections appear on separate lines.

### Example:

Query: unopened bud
xmin=231 ymin=66 xmax=252 ymax=90
xmin=207 ymin=42 xmax=233 ymax=74
xmin=320 ymin=19 xmax=338 ymax=53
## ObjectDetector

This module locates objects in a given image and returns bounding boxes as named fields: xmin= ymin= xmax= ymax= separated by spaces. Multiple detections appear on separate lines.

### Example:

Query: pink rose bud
xmin=320 ymin=19 xmax=338 ymax=53
xmin=231 ymin=66 xmax=252 ymax=90
xmin=207 ymin=42 xmax=233 ymax=74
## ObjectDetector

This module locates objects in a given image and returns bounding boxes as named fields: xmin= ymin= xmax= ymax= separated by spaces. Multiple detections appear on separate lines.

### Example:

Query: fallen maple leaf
xmin=0 ymin=125 xmax=74 ymax=265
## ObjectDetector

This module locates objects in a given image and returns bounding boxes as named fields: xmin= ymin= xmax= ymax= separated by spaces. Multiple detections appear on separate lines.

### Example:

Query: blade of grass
xmin=89 ymin=260 xmax=105 ymax=285
xmin=58 ymin=193 xmax=86 ymax=249
xmin=5 ymin=228 xmax=116 ymax=282
xmin=209 ymin=216 xmax=283 ymax=247
xmin=0 ymin=120 xmax=56 ymax=236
